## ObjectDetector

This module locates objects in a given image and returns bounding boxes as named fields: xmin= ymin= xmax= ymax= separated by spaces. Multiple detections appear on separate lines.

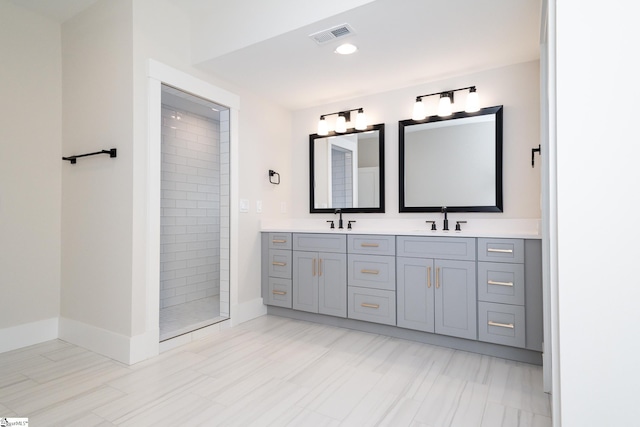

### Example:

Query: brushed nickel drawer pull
xmin=488 ymin=280 xmax=514 ymax=287
xmin=427 ymin=266 xmax=432 ymax=288
xmin=361 ymin=269 xmax=379 ymax=275
xmin=272 ymin=261 xmax=287 ymax=266
xmin=319 ymin=258 xmax=323 ymax=277
xmin=272 ymin=239 xmax=287 ymax=243
xmin=488 ymin=320 xmax=515 ymax=329
xmin=361 ymin=303 xmax=380 ymax=309
xmin=312 ymin=258 xmax=316 ymax=276
xmin=487 ymin=248 xmax=513 ymax=254
xmin=272 ymin=290 xmax=287 ymax=295
xmin=361 ymin=243 xmax=379 ymax=247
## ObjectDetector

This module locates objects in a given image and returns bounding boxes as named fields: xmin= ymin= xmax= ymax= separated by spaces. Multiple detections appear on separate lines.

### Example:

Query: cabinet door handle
xmin=487 ymin=248 xmax=513 ymax=254
xmin=436 ymin=267 xmax=440 ymax=289
xmin=488 ymin=320 xmax=515 ymax=329
xmin=488 ymin=280 xmax=513 ymax=287
xmin=361 ymin=243 xmax=379 ymax=248
xmin=312 ymin=258 xmax=316 ymax=276
xmin=427 ymin=266 xmax=432 ymax=288
xmin=361 ymin=269 xmax=379 ymax=275
xmin=272 ymin=290 xmax=287 ymax=295
xmin=272 ymin=261 xmax=287 ymax=266
xmin=361 ymin=303 xmax=379 ymax=309
xmin=319 ymin=258 xmax=322 ymax=276
xmin=272 ymin=239 xmax=287 ymax=244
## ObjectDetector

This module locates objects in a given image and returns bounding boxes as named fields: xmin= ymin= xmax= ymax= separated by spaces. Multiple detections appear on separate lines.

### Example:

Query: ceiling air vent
xmin=309 ymin=24 xmax=356 ymax=45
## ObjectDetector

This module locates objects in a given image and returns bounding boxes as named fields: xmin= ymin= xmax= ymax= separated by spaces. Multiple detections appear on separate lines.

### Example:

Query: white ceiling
xmin=9 ymin=0 xmax=541 ymax=111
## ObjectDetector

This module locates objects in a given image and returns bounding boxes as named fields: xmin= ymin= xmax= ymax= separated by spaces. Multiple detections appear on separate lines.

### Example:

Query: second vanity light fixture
xmin=412 ymin=86 xmax=480 ymax=120
xmin=317 ymin=108 xmax=367 ymax=136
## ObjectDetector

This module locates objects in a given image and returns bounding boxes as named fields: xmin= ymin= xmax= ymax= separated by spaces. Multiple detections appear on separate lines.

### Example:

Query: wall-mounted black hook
xmin=269 ymin=169 xmax=280 ymax=184
xmin=531 ymin=144 xmax=541 ymax=168
xmin=62 ymin=148 xmax=116 ymax=164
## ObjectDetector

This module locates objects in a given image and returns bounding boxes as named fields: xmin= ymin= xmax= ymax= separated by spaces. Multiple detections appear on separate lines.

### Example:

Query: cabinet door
xmin=318 ymin=252 xmax=347 ymax=318
xmin=397 ymin=257 xmax=435 ymax=333
xmin=292 ymin=251 xmax=318 ymax=313
xmin=434 ymin=259 xmax=477 ymax=340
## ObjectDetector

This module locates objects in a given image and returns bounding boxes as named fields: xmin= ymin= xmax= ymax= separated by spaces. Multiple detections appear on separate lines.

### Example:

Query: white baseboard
xmin=59 ymin=317 xmax=158 ymax=365
xmin=230 ymin=297 xmax=267 ymax=326
xmin=0 ymin=318 xmax=59 ymax=354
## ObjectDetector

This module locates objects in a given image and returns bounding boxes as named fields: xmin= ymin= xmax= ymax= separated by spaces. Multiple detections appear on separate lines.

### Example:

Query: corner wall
xmin=0 ymin=0 xmax=62 ymax=351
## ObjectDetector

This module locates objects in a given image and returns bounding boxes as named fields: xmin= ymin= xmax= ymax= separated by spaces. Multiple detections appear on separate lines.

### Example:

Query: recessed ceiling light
xmin=335 ymin=43 xmax=358 ymax=55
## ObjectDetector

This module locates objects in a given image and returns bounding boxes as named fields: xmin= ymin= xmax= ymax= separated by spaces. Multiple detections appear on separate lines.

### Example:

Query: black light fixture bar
xmin=415 ymin=86 xmax=476 ymax=102
xmin=319 ymin=107 xmax=363 ymax=121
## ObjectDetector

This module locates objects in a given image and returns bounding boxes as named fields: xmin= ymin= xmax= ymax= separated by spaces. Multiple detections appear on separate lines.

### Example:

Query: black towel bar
xmin=62 ymin=148 xmax=117 ymax=164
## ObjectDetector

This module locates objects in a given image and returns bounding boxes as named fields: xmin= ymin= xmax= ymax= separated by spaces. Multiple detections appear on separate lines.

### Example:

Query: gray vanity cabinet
xmin=435 ymin=259 xmax=477 ymax=340
xmin=262 ymin=233 xmax=293 ymax=308
xmin=292 ymin=234 xmax=347 ymax=318
xmin=347 ymin=235 xmax=396 ymax=326
xmin=397 ymin=257 xmax=435 ymax=332
xmin=397 ymin=236 xmax=477 ymax=340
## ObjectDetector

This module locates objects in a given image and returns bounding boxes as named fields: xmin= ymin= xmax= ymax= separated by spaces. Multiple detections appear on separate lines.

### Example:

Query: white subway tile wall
xmin=160 ymin=105 xmax=227 ymax=312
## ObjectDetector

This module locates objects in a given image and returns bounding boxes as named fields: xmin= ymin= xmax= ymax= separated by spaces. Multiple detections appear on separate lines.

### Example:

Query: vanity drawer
xmin=268 ymin=233 xmax=292 ymax=250
xmin=478 ymin=262 xmax=525 ymax=306
xmin=477 ymin=238 xmax=524 ymax=264
xmin=268 ymin=249 xmax=292 ymax=279
xmin=266 ymin=278 xmax=292 ymax=308
xmin=397 ymin=236 xmax=476 ymax=261
xmin=478 ymin=301 xmax=525 ymax=348
xmin=293 ymin=233 xmax=346 ymax=253
xmin=348 ymin=254 xmax=396 ymax=291
xmin=348 ymin=287 xmax=396 ymax=326
xmin=348 ymin=235 xmax=396 ymax=256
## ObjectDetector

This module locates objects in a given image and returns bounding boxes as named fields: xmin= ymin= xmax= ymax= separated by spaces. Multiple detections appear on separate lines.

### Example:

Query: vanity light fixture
xmin=412 ymin=86 xmax=480 ymax=120
xmin=317 ymin=108 xmax=367 ymax=136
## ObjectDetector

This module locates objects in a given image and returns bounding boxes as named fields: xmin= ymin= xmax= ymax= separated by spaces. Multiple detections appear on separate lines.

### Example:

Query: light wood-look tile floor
xmin=0 ymin=315 xmax=551 ymax=426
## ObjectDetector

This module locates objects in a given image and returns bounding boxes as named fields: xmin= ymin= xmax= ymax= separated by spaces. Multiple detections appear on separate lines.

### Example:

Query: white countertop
xmin=261 ymin=218 xmax=542 ymax=239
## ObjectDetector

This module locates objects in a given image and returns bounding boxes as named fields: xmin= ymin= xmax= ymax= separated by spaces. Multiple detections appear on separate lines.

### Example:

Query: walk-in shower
xmin=159 ymin=84 xmax=230 ymax=341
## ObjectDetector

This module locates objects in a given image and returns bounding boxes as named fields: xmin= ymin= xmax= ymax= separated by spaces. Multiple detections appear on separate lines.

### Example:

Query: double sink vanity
xmin=262 ymin=104 xmax=542 ymax=364
xmin=261 ymin=228 xmax=542 ymax=365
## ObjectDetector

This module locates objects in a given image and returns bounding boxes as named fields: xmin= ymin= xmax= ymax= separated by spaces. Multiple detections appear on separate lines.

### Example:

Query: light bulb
xmin=465 ymin=88 xmax=480 ymax=113
xmin=335 ymin=43 xmax=358 ymax=55
xmin=412 ymin=98 xmax=426 ymax=120
xmin=335 ymin=114 xmax=347 ymax=133
xmin=355 ymin=109 xmax=367 ymax=130
xmin=437 ymin=94 xmax=452 ymax=117
xmin=317 ymin=117 xmax=328 ymax=136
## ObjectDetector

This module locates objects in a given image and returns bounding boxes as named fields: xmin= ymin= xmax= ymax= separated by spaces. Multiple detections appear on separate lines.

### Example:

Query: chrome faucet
xmin=334 ymin=209 xmax=344 ymax=229
xmin=441 ymin=207 xmax=449 ymax=231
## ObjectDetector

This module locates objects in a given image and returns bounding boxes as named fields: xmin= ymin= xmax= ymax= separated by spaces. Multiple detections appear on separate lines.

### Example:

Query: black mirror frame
xmin=310 ymin=123 xmax=386 ymax=213
xmin=398 ymin=106 xmax=503 ymax=213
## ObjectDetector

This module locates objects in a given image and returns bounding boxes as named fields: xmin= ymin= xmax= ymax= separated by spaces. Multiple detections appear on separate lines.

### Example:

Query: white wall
xmin=0 ymin=1 xmax=61 ymax=349
xmin=60 ymin=0 xmax=134 ymax=340
xmin=291 ymin=61 xmax=541 ymax=221
xmin=555 ymin=2 xmax=640 ymax=426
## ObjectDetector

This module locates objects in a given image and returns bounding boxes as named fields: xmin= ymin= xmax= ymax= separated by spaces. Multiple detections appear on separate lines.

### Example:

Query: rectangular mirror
xmin=310 ymin=124 xmax=385 ymax=213
xmin=399 ymin=106 xmax=503 ymax=212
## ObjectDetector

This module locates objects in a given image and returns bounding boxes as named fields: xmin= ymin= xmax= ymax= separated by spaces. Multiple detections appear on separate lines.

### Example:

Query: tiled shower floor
xmin=159 ymin=295 xmax=224 ymax=341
